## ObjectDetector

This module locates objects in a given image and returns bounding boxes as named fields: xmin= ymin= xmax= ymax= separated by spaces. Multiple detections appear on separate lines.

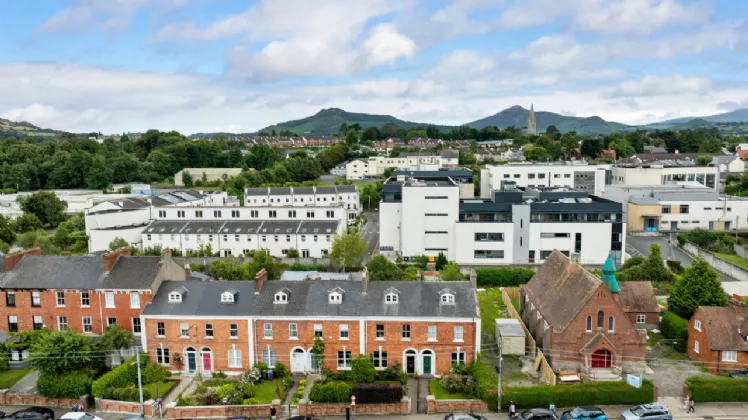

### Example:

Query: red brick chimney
xmin=103 ymin=247 xmax=131 ymax=272
xmin=254 ymin=268 xmax=267 ymax=295
xmin=3 ymin=248 xmax=42 ymax=272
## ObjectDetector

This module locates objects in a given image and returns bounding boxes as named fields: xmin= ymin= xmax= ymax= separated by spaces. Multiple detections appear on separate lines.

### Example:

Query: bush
xmin=299 ymin=379 xmax=307 ymax=386
xmin=351 ymin=355 xmax=376 ymax=383
xmin=290 ymin=263 xmax=326 ymax=271
xmin=660 ymin=311 xmax=689 ymax=352
xmin=92 ymin=357 xmax=138 ymax=397
xmin=272 ymin=362 xmax=288 ymax=379
xmin=440 ymin=373 xmax=464 ymax=393
xmin=685 ymin=376 xmax=748 ymax=402
xmin=377 ymin=361 xmax=407 ymax=385
xmin=469 ymin=358 xmax=498 ymax=410
xmin=622 ymin=256 xmax=645 ymax=270
xmin=37 ymin=370 xmax=93 ymax=398
xmin=475 ymin=268 xmax=534 ymax=287
xmin=309 ymin=381 xmax=352 ymax=403
xmin=104 ymin=386 xmax=152 ymax=402
xmin=351 ymin=382 xmax=403 ymax=404
xmin=142 ymin=363 xmax=170 ymax=384
xmin=0 ymin=356 xmax=8 ymax=373
xmin=501 ymin=380 xmax=654 ymax=409
xmin=666 ymin=260 xmax=683 ymax=274
xmin=213 ymin=371 xmax=227 ymax=378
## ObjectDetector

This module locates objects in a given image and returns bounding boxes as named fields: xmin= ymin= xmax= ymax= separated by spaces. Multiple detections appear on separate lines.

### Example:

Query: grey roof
xmin=182 ymin=220 xmax=225 ymax=234
xmin=219 ymin=220 xmax=264 ymax=234
xmin=298 ymin=220 xmax=340 ymax=234
xmin=269 ymin=187 xmax=292 ymax=196
xmin=440 ymin=150 xmax=459 ymax=159
xmin=335 ymin=185 xmax=357 ymax=193
xmin=0 ymin=255 xmax=161 ymax=290
xmin=315 ymin=186 xmax=336 ymax=195
xmin=496 ymin=319 xmax=525 ymax=338
xmin=245 ymin=188 xmax=269 ymax=196
xmin=293 ymin=187 xmax=315 ymax=194
xmin=280 ymin=271 xmax=353 ymax=281
xmin=141 ymin=281 xmax=256 ymax=317
xmin=251 ymin=280 xmax=478 ymax=318
xmin=259 ymin=220 xmax=301 ymax=234
xmin=146 ymin=220 xmax=188 ymax=234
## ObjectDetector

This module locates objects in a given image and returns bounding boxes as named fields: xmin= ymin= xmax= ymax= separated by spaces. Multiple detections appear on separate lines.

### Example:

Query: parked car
xmin=729 ymin=368 xmax=748 ymax=378
xmin=0 ymin=407 xmax=54 ymax=420
xmin=119 ymin=416 xmax=146 ymax=420
xmin=560 ymin=406 xmax=606 ymax=420
xmin=286 ymin=417 xmax=322 ymax=420
xmin=445 ymin=413 xmax=488 ymax=420
xmin=60 ymin=413 xmax=102 ymax=420
xmin=621 ymin=403 xmax=672 ymax=420
xmin=512 ymin=409 xmax=559 ymax=420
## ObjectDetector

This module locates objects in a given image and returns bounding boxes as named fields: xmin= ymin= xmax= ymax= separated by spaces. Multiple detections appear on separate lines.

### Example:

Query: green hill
xmin=259 ymin=108 xmax=455 ymax=136
xmin=0 ymin=118 xmax=62 ymax=138
xmin=467 ymin=105 xmax=632 ymax=135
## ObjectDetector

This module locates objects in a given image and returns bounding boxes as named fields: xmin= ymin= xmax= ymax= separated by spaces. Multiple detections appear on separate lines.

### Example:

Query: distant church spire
xmin=527 ymin=103 xmax=537 ymax=135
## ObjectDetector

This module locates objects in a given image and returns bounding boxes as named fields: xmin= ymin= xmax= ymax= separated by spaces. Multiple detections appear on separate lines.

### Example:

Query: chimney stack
xmin=3 ymin=247 xmax=42 ymax=272
xmin=103 ymin=246 xmax=131 ymax=272
xmin=161 ymin=248 xmax=172 ymax=264
xmin=470 ymin=269 xmax=477 ymax=288
xmin=362 ymin=267 xmax=368 ymax=294
xmin=254 ymin=268 xmax=267 ymax=295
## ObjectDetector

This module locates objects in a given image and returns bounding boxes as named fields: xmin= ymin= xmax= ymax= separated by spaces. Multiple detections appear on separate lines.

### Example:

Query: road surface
xmin=626 ymin=234 xmax=735 ymax=282
xmin=361 ymin=211 xmax=379 ymax=263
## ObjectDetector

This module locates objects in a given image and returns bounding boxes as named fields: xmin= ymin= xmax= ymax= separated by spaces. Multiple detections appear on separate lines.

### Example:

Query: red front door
xmin=591 ymin=349 xmax=612 ymax=368
xmin=202 ymin=352 xmax=212 ymax=371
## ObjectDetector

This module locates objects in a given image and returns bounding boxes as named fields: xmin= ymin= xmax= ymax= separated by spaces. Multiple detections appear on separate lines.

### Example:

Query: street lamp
xmin=132 ymin=350 xmax=145 ymax=416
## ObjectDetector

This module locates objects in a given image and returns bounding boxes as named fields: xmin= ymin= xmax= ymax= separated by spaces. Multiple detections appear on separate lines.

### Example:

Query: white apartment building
xmin=480 ymin=162 xmax=610 ymax=198
xmin=243 ymin=185 xmax=359 ymax=222
xmin=380 ymin=176 xmax=625 ymax=266
xmin=141 ymin=205 xmax=346 ymax=257
xmin=85 ymin=190 xmax=236 ymax=252
xmin=606 ymin=184 xmax=748 ymax=233
xmin=611 ymin=163 xmax=720 ymax=191
xmin=345 ymin=150 xmax=459 ymax=180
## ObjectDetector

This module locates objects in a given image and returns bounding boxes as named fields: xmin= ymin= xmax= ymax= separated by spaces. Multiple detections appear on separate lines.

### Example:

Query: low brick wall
xmin=298 ymin=397 xmax=410 ymax=416
xmin=166 ymin=400 xmax=280 ymax=419
xmin=95 ymin=398 xmax=156 ymax=416
xmin=426 ymin=396 xmax=489 ymax=414
xmin=0 ymin=391 xmax=86 ymax=408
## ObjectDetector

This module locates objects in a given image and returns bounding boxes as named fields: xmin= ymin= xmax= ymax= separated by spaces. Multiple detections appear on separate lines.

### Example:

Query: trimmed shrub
xmin=272 ymin=362 xmax=288 ymax=379
xmin=37 ymin=370 xmax=93 ymax=398
xmin=685 ymin=376 xmax=748 ymax=402
xmin=104 ymin=386 xmax=153 ymax=402
xmin=666 ymin=260 xmax=683 ymax=274
xmin=501 ymin=380 xmax=654 ymax=410
xmin=440 ymin=373 xmax=464 ymax=393
xmin=469 ymin=358 xmax=498 ymax=410
xmin=622 ymin=256 xmax=645 ymax=270
xmin=351 ymin=382 xmax=403 ymax=404
xmin=351 ymin=355 xmax=376 ymax=383
xmin=660 ymin=311 xmax=689 ymax=352
xmin=475 ymin=268 xmax=534 ymax=287
xmin=92 ymin=357 xmax=140 ymax=397
xmin=309 ymin=381 xmax=352 ymax=403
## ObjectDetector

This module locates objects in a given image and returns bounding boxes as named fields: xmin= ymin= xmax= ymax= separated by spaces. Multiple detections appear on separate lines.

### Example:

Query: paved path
xmin=626 ymin=235 xmax=735 ymax=282
xmin=8 ymin=370 xmax=38 ymax=395
xmin=361 ymin=211 xmax=380 ymax=263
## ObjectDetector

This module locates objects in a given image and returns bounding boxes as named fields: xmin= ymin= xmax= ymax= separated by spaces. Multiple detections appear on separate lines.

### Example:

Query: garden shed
xmin=495 ymin=319 xmax=526 ymax=355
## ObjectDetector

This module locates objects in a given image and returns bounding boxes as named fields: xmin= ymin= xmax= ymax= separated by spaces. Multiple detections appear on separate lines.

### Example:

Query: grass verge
xmin=714 ymin=252 xmax=748 ymax=270
xmin=142 ymin=381 xmax=175 ymax=399
xmin=429 ymin=380 xmax=466 ymax=400
xmin=477 ymin=288 xmax=507 ymax=334
xmin=0 ymin=368 xmax=30 ymax=389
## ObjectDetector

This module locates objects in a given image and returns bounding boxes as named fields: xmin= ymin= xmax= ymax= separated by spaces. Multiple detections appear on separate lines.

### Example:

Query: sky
xmin=1 ymin=0 xmax=747 ymax=135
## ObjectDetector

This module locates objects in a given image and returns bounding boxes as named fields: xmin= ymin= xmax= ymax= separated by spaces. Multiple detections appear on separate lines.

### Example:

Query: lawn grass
xmin=0 ymin=368 xmax=30 ymax=389
xmin=429 ymin=380 xmax=466 ymax=400
xmin=142 ymin=381 xmax=175 ymax=399
xmin=714 ymin=252 xmax=748 ymax=270
xmin=646 ymin=332 xmax=689 ymax=360
xmin=253 ymin=379 xmax=289 ymax=404
xmin=477 ymin=288 xmax=507 ymax=334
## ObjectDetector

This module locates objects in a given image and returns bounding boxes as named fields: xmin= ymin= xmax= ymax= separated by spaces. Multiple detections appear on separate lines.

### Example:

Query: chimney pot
xmin=3 ymin=247 xmax=42 ymax=272
xmin=254 ymin=268 xmax=268 ymax=295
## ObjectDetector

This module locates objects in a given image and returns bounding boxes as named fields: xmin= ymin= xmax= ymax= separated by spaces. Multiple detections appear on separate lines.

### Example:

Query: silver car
xmin=621 ymin=404 xmax=672 ymax=420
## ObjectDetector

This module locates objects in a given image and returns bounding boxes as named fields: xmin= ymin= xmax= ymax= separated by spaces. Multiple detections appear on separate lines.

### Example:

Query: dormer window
xmin=439 ymin=288 xmax=456 ymax=304
xmin=329 ymin=288 xmax=344 ymax=304
xmin=274 ymin=290 xmax=289 ymax=304
xmin=385 ymin=293 xmax=398 ymax=303
xmin=221 ymin=289 xmax=238 ymax=303
xmin=168 ymin=293 xmax=182 ymax=303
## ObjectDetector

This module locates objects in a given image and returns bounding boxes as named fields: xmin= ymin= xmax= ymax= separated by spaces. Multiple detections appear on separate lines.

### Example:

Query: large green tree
xmin=0 ymin=215 xmax=17 ymax=245
xmin=331 ymin=231 xmax=368 ymax=270
xmin=668 ymin=258 xmax=729 ymax=320
xmin=20 ymin=191 xmax=68 ymax=227
xmin=29 ymin=330 xmax=99 ymax=375
xmin=366 ymin=255 xmax=403 ymax=281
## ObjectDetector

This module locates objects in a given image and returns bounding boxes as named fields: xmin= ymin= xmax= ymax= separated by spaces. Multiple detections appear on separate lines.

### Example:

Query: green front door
xmin=423 ymin=355 xmax=431 ymax=374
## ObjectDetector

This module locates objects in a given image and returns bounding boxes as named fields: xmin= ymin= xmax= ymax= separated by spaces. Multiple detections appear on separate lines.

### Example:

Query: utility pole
xmin=136 ymin=350 xmax=144 ymax=416
xmin=668 ymin=233 xmax=674 ymax=260
xmin=497 ymin=335 xmax=503 ymax=413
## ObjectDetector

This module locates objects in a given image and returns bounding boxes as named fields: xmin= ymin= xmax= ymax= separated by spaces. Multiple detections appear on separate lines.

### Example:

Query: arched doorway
xmin=184 ymin=347 xmax=197 ymax=372
xmin=404 ymin=349 xmax=417 ymax=375
xmin=200 ymin=347 xmax=213 ymax=372
xmin=421 ymin=349 xmax=434 ymax=375
xmin=291 ymin=347 xmax=307 ymax=373
xmin=591 ymin=349 xmax=612 ymax=368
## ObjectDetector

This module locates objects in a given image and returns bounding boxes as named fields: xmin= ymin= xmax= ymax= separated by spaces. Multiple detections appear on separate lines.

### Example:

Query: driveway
xmin=626 ymin=234 xmax=735 ymax=282
xmin=361 ymin=211 xmax=379 ymax=263
xmin=8 ymin=370 xmax=38 ymax=395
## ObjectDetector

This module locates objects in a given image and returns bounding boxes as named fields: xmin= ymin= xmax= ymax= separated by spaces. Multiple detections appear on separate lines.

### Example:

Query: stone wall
xmin=165 ymin=400 xmax=280 ymax=419
xmin=683 ymin=243 xmax=747 ymax=281
xmin=95 ymin=398 xmax=156 ymax=416
xmin=426 ymin=396 xmax=488 ymax=414
xmin=298 ymin=398 xmax=410 ymax=416
xmin=0 ymin=392 xmax=86 ymax=408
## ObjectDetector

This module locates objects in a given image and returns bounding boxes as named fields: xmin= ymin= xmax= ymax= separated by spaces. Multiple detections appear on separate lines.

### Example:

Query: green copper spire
xmin=601 ymin=254 xmax=620 ymax=294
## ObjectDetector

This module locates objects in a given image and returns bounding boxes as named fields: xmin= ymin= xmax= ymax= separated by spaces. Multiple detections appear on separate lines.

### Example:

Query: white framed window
xmin=372 ymin=351 xmax=387 ymax=369
xmin=132 ymin=318 xmax=141 ymax=334
xmin=31 ymin=291 xmax=40 ymax=307
xmin=314 ymin=324 xmax=323 ymax=338
xmin=454 ymin=326 xmax=464 ymax=341
xmin=339 ymin=324 xmax=349 ymax=339
xmin=262 ymin=349 xmax=276 ymax=367
xmin=221 ymin=292 xmax=235 ymax=303
xmin=337 ymin=350 xmax=351 ymax=369
xmin=82 ymin=316 xmax=93 ymax=333
xmin=32 ymin=315 xmax=43 ymax=330
xmin=157 ymin=322 xmax=165 ymax=336
xmin=156 ymin=348 xmax=170 ymax=365
xmin=636 ymin=314 xmax=646 ymax=324
xmin=107 ymin=317 xmax=117 ymax=326
xmin=428 ymin=325 xmax=437 ymax=341
xmin=385 ymin=293 xmax=398 ymax=303
xmin=274 ymin=291 xmax=288 ymax=304
xmin=130 ymin=292 xmax=140 ymax=308
xmin=329 ymin=292 xmax=342 ymax=304
xmin=694 ymin=340 xmax=700 ymax=354
xmin=168 ymin=292 xmax=182 ymax=303
xmin=441 ymin=293 xmax=455 ymax=304
xmin=722 ymin=351 xmax=737 ymax=362
xmin=264 ymin=323 xmax=273 ymax=339
xmin=401 ymin=324 xmax=410 ymax=339
xmin=56 ymin=291 xmax=65 ymax=307
xmin=7 ymin=316 xmax=18 ymax=332
xmin=205 ymin=323 xmax=214 ymax=338
xmin=694 ymin=319 xmax=702 ymax=332
xmin=230 ymin=323 xmax=238 ymax=338
xmin=376 ymin=324 xmax=385 ymax=339
xmin=586 ymin=316 xmax=592 ymax=332
xmin=57 ymin=316 xmax=68 ymax=331
xmin=105 ymin=292 xmax=115 ymax=308
xmin=289 ymin=323 xmax=298 ymax=339
xmin=180 ymin=322 xmax=189 ymax=337
xmin=228 ymin=349 xmax=242 ymax=368
xmin=451 ymin=352 xmax=466 ymax=366
xmin=80 ymin=292 xmax=90 ymax=307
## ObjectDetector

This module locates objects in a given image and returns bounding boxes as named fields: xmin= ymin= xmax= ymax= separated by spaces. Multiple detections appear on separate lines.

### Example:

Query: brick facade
xmin=623 ymin=312 xmax=660 ymax=330
xmin=687 ymin=306 xmax=748 ymax=372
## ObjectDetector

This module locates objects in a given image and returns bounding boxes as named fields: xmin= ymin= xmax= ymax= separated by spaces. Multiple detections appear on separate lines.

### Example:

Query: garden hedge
xmin=685 ymin=376 xmax=748 ymax=402
xmin=351 ymin=383 xmax=403 ymax=404
xmin=37 ymin=370 xmax=93 ymax=399
xmin=500 ymin=380 xmax=654 ymax=410
xmin=92 ymin=357 xmax=139 ymax=397
xmin=475 ymin=268 xmax=534 ymax=287
xmin=309 ymin=381 xmax=352 ymax=403
xmin=660 ymin=311 xmax=689 ymax=352
xmin=470 ymin=358 xmax=498 ymax=410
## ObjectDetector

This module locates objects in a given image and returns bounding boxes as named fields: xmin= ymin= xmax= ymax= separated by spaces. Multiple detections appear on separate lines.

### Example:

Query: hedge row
xmin=37 ymin=370 xmax=93 ymax=399
xmin=685 ymin=376 xmax=748 ymax=402
xmin=308 ymin=381 xmax=352 ymax=403
xmin=501 ymin=380 xmax=655 ymax=410
xmin=660 ymin=311 xmax=688 ymax=353
xmin=103 ymin=386 xmax=152 ymax=402
xmin=475 ymin=268 xmax=534 ymax=287
xmin=351 ymin=383 xmax=403 ymax=404
xmin=92 ymin=357 xmax=139 ymax=397
xmin=470 ymin=358 xmax=498 ymax=411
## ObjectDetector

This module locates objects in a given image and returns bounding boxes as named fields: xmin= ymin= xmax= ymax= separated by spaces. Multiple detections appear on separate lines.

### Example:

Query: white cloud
xmin=361 ymin=24 xmax=416 ymax=68
xmin=605 ymin=75 xmax=713 ymax=97
xmin=38 ymin=0 xmax=189 ymax=33
xmin=717 ymin=99 xmax=748 ymax=111
xmin=573 ymin=0 xmax=707 ymax=34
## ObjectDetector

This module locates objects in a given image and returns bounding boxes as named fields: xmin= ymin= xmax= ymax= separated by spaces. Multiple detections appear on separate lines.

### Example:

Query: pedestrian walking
xmin=688 ymin=399 xmax=695 ymax=413
xmin=270 ymin=406 xmax=277 ymax=420
xmin=549 ymin=403 xmax=556 ymax=415
xmin=683 ymin=395 xmax=689 ymax=410
xmin=509 ymin=401 xmax=516 ymax=419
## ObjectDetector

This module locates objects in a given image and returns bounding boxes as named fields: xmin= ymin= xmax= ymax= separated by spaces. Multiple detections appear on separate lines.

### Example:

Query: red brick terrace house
xmin=520 ymin=251 xmax=649 ymax=374
xmin=687 ymin=303 xmax=748 ymax=372
xmin=599 ymin=149 xmax=617 ymax=160
xmin=0 ymin=247 xmax=185 ymax=336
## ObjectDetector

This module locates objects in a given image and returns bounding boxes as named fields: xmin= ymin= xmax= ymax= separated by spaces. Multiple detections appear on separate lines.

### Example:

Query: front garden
xmin=92 ymin=356 xmax=173 ymax=401
xmin=307 ymin=355 xmax=407 ymax=404
xmin=177 ymin=363 xmax=292 ymax=406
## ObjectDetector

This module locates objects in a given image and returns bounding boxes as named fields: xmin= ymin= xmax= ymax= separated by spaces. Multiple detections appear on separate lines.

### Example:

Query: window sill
xmin=229 ymin=336 xmax=239 ymax=340
xmin=289 ymin=337 xmax=299 ymax=340
xmin=105 ymin=306 xmax=116 ymax=309
xmin=337 ymin=367 xmax=352 ymax=371
xmin=721 ymin=360 xmax=737 ymax=363
xmin=375 ymin=338 xmax=385 ymax=341
xmin=157 ymin=335 xmax=165 ymax=338
xmin=130 ymin=306 xmax=140 ymax=309
xmin=204 ymin=336 xmax=214 ymax=339
xmin=56 ymin=305 xmax=66 ymax=308
xmin=263 ymin=336 xmax=273 ymax=340
xmin=81 ymin=305 xmax=90 ymax=309
xmin=453 ymin=339 xmax=464 ymax=343
xmin=339 ymin=337 xmax=349 ymax=341
xmin=427 ymin=339 xmax=438 ymax=343
xmin=401 ymin=338 xmax=411 ymax=342
xmin=180 ymin=336 xmax=190 ymax=339
xmin=375 ymin=367 xmax=387 ymax=371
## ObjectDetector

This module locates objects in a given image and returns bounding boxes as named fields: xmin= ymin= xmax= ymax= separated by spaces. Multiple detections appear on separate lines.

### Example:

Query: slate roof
xmin=298 ymin=220 xmax=339 ymax=235
xmin=315 ymin=186 xmax=336 ymax=195
xmin=618 ymin=282 xmax=660 ymax=313
xmin=335 ymin=185 xmax=357 ymax=193
xmin=141 ymin=280 xmax=256 ymax=317
xmin=440 ymin=150 xmax=459 ymax=159
xmin=146 ymin=220 xmax=188 ymax=234
xmin=219 ymin=220 xmax=264 ymax=235
xmin=182 ymin=220 xmax=225 ymax=234
xmin=259 ymin=220 xmax=301 ymax=234
xmin=0 ymin=255 xmax=161 ymax=290
xmin=524 ymin=250 xmax=602 ymax=331
xmin=293 ymin=187 xmax=315 ymax=195
xmin=698 ymin=306 xmax=748 ymax=351
xmin=245 ymin=188 xmax=269 ymax=196
xmin=269 ymin=187 xmax=292 ymax=196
